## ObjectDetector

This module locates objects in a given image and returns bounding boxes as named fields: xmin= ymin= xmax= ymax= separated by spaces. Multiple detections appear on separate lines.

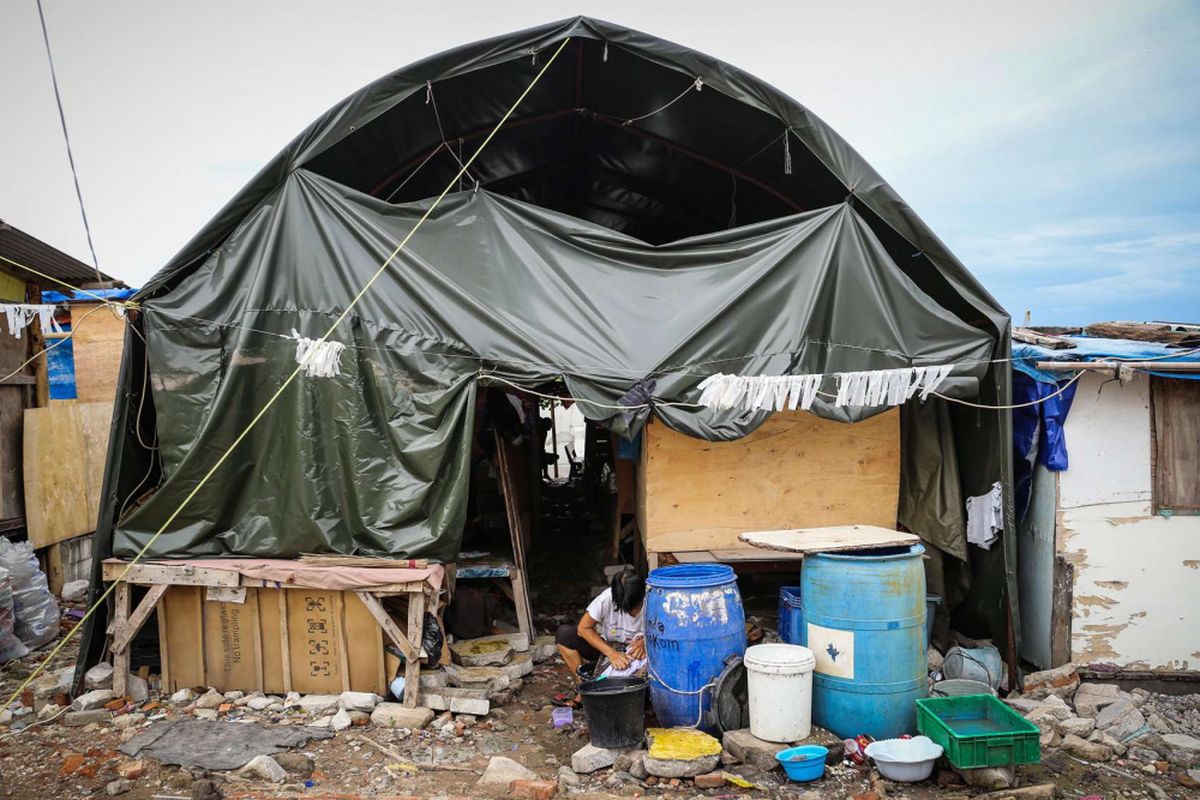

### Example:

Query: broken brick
xmin=510 ymin=779 xmax=558 ymax=800
xmin=117 ymin=760 xmax=146 ymax=780
xmin=694 ymin=772 xmax=725 ymax=789
xmin=60 ymin=754 xmax=85 ymax=775
xmin=104 ymin=699 xmax=127 ymax=711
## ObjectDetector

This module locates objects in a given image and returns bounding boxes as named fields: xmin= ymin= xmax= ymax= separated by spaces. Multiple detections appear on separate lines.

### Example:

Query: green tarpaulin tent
xmin=82 ymin=17 xmax=1017 ymax=677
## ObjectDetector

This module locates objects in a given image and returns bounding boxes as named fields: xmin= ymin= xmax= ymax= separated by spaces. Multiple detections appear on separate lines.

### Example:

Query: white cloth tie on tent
xmin=0 ymin=304 xmax=60 ymax=338
xmin=291 ymin=330 xmax=346 ymax=378
xmin=966 ymin=481 xmax=1003 ymax=550
xmin=696 ymin=364 xmax=954 ymax=413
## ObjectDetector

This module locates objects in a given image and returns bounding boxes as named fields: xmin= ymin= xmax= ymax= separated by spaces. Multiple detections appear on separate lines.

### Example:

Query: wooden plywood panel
xmin=70 ymin=303 xmax=126 ymax=404
xmin=203 ymin=589 xmax=261 ymax=692
xmin=642 ymin=409 xmax=900 ymax=553
xmin=344 ymin=592 xmax=386 ymax=694
xmin=23 ymin=403 xmax=90 ymax=548
xmin=160 ymin=587 xmax=205 ymax=693
xmin=23 ymin=401 xmax=113 ymax=547
xmin=739 ymin=525 xmax=917 ymax=553
xmin=287 ymin=590 xmax=344 ymax=694
xmin=258 ymin=589 xmax=286 ymax=694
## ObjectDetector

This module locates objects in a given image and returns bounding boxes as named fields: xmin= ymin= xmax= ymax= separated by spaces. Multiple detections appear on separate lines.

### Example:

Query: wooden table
xmin=102 ymin=559 xmax=430 ymax=706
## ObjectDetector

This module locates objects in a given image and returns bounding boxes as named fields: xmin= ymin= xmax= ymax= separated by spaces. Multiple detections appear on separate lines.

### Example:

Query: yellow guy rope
xmin=0 ymin=253 xmax=135 ymax=309
xmin=1 ymin=37 xmax=571 ymax=711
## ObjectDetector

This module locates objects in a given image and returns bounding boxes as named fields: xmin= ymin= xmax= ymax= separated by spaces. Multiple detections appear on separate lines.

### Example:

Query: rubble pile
xmin=1008 ymin=663 xmax=1200 ymax=785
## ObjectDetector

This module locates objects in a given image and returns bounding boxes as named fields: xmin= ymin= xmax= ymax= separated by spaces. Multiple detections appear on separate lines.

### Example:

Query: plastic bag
xmin=0 ymin=566 xmax=30 ymax=662
xmin=0 ymin=539 xmax=59 ymax=649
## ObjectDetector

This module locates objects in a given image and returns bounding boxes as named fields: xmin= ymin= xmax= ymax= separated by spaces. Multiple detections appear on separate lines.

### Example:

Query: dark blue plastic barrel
xmin=799 ymin=545 xmax=927 ymax=739
xmin=778 ymin=585 xmax=803 ymax=644
xmin=645 ymin=565 xmax=746 ymax=731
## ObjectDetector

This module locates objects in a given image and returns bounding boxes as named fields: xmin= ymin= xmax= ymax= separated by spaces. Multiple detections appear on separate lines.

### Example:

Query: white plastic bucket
xmin=744 ymin=643 xmax=816 ymax=742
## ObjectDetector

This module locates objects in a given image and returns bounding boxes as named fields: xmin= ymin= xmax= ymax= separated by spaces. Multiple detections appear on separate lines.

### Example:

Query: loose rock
xmin=370 ymin=703 xmax=434 ymax=729
xmin=722 ymin=728 xmax=787 ymax=770
xmin=1061 ymin=732 xmax=1112 ymax=762
xmin=477 ymin=755 xmax=537 ymax=785
xmin=571 ymin=742 xmax=621 ymax=774
xmin=238 ymin=754 xmax=286 ymax=782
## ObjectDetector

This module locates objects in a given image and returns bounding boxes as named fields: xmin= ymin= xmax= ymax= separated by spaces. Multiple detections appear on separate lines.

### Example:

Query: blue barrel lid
xmin=647 ymin=564 xmax=736 ymax=589
xmin=806 ymin=543 xmax=925 ymax=562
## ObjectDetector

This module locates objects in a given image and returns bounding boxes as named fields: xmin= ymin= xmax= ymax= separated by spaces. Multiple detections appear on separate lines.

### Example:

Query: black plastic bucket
xmin=579 ymin=677 xmax=648 ymax=748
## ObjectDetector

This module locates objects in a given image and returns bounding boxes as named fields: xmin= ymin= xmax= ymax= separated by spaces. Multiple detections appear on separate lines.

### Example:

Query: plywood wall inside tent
xmin=70 ymin=301 xmax=126 ymax=404
xmin=1057 ymin=371 xmax=1200 ymax=670
xmin=640 ymin=408 xmax=900 ymax=554
xmin=23 ymin=400 xmax=114 ymax=548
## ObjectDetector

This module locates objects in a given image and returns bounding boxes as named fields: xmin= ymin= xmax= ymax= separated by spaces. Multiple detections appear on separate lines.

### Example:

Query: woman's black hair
xmin=610 ymin=569 xmax=646 ymax=614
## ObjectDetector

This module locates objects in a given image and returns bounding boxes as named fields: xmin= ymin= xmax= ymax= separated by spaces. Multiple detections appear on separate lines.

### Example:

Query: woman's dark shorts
xmin=555 ymin=623 xmax=603 ymax=660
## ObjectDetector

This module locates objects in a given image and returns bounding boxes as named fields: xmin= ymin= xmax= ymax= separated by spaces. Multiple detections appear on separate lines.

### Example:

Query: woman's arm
xmin=577 ymin=612 xmax=631 ymax=670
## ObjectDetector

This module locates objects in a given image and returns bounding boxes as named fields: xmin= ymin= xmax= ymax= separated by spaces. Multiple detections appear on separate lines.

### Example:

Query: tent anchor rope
xmin=0 ymin=35 xmax=574 ymax=712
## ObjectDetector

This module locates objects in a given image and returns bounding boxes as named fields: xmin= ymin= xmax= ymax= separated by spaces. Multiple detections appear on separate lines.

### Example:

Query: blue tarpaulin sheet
xmin=1014 ymin=336 xmax=1200 ymax=383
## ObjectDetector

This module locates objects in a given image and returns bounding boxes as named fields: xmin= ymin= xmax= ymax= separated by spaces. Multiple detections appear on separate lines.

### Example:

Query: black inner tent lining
xmin=303 ymin=38 xmax=848 ymax=245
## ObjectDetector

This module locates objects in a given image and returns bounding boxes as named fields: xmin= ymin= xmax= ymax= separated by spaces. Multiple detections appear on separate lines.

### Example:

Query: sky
xmin=1 ymin=1 xmax=1197 ymax=325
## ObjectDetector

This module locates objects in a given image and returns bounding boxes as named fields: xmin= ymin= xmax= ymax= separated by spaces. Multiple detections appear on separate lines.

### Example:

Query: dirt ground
xmin=1 ymin=628 xmax=1193 ymax=800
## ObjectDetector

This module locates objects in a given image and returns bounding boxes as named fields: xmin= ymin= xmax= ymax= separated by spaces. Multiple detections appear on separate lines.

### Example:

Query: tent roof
xmin=141 ymin=16 xmax=1004 ymax=338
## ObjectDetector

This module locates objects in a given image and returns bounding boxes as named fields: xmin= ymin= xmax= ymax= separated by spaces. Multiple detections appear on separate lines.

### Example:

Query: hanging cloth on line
xmin=0 ymin=304 xmax=60 ymax=338
xmin=966 ymin=481 xmax=1003 ymax=550
xmin=290 ymin=330 xmax=346 ymax=378
xmin=696 ymin=364 xmax=954 ymax=413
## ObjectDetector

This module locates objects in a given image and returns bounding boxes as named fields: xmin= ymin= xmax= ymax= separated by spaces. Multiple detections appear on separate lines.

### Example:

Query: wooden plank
xmin=160 ymin=586 xmax=205 ymax=693
xmin=336 ymin=592 xmax=351 ymax=693
xmin=1051 ymin=556 xmax=1074 ymax=668
xmin=739 ymin=525 xmax=918 ymax=554
xmin=343 ymin=592 xmax=386 ymax=694
xmin=1150 ymin=376 xmax=1200 ymax=512
xmin=1085 ymin=321 xmax=1200 ymax=346
xmin=69 ymin=302 xmax=127 ymax=404
xmin=112 ymin=584 xmax=168 ymax=654
xmin=101 ymin=559 xmax=241 ymax=587
xmin=278 ymin=590 xmax=292 ymax=693
xmin=641 ymin=409 xmax=901 ymax=553
xmin=509 ymin=568 xmax=533 ymax=648
xmin=355 ymin=591 xmax=416 ymax=661
xmin=113 ymin=581 xmax=131 ymax=696
xmin=202 ymin=587 xmax=260 ymax=692
xmin=404 ymin=591 xmax=425 ymax=707
xmin=1013 ymin=327 xmax=1075 ymax=350
xmin=45 ymin=544 xmax=65 ymax=595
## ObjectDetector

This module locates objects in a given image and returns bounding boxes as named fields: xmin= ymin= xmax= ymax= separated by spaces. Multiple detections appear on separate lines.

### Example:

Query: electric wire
xmin=34 ymin=0 xmax=103 ymax=284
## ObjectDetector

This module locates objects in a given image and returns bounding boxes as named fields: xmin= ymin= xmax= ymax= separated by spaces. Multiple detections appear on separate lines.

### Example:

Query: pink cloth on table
xmin=163 ymin=559 xmax=444 ymax=592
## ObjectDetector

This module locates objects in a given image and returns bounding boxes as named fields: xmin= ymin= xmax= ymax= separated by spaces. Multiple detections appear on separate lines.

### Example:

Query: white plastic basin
xmin=863 ymin=735 xmax=943 ymax=782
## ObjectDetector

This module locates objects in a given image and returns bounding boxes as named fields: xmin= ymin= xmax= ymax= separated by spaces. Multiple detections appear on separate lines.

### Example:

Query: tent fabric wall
xmin=113 ymin=173 xmax=996 ymax=561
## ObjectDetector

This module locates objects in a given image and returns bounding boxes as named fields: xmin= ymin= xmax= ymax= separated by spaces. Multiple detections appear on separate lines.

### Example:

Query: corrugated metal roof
xmin=0 ymin=219 xmax=123 ymax=288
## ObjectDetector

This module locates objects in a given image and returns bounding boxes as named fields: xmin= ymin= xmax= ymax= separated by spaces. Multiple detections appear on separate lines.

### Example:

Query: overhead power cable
xmin=34 ymin=0 xmax=103 ymax=285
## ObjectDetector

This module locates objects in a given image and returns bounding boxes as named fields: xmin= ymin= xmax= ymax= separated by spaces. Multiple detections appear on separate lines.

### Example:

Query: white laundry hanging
xmin=0 ymin=304 xmax=60 ymax=338
xmin=290 ymin=330 xmax=346 ymax=378
xmin=966 ymin=481 xmax=1003 ymax=550
xmin=697 ymin=364 xmax=954 ymax=413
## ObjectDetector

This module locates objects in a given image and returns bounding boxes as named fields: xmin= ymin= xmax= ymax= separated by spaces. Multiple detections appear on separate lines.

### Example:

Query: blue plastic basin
xmin=776 ymin=745 xmax=828 ymax=782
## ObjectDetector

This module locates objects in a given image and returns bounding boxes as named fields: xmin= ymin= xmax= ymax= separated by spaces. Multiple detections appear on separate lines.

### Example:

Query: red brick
xmin=694 ymin=772 xmax=725 ymax=789
xmin=510 ymin=779 xmax=558 ymax=800
xmin=60 ymin=753 xmax=85 ymax=775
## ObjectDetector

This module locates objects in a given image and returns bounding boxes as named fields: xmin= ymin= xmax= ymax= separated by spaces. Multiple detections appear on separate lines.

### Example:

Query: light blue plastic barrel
xmin=645 ymin=565 xmax=746 ymax=731
xmin=778 ymin=586 xmax=803 ymax=644
xmin=799 ymin=544 xmax=927 ymax=739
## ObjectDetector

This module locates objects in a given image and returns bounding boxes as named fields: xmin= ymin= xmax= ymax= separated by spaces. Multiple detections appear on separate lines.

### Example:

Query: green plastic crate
xmin=915 ymin=694 xmax=1041 ymax=769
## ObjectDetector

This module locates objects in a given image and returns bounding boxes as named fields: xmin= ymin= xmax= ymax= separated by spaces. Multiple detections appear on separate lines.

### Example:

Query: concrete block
xmin=371 ymin=703 xmax=435 ymax=729
xmin=721 ymin=728 xmax=787 ymax=770
xmin=571 ymin=742 xmax=620 ymax=774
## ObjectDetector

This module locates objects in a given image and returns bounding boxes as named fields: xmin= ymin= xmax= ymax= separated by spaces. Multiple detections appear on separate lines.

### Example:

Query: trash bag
xmin=0 ymin=566 xmax=30 ymax=662
xmin=0 ymin=539 xmax=59 ymax=649
xmin=421 ymin=612 xmax=444 ymax=662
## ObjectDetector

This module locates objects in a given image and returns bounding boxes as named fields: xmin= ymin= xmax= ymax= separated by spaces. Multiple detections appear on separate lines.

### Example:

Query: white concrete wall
xmin=1057 ymin=372 xmax=1200 ymax=670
